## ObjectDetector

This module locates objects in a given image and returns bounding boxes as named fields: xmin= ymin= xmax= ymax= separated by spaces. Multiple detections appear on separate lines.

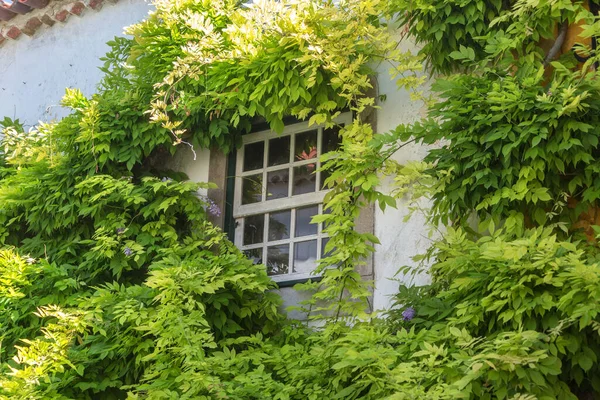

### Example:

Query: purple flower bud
xmin=161 ymin=177 xmax=173 ymax=182
xmin=123 ymin=247 xmax=133 ymax=257
xmin=200 ymin=195 xmax=221 ymax=217
xmin=116 ymin=228 xmax=125 ymax=235
xmin=207 ymin=201 xmax=221 ymax=217
xmin=402 ymin=307 xmax=416 ymax=321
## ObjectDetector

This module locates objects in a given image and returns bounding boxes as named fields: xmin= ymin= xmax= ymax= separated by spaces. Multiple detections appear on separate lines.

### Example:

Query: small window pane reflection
xmin=322 ymin=126 xmax=342 ymax=154
xmin=244 ymin=248 xmax=263 ymax=265
xmin=295 ymin=205 xmax=318 ymax=237
xmin=243 ymin=142 xmax=264 ymax=171
xmin=269 ymin=136 xmax=290 ymax=166
xmin=321 ymin=237 xmax=333 ymax=258
xmin=269 ymin=210 xmax=291 ymax=241
xmin=322 ymin=205 xmax=332 ymax=229
xmin=320 ymin=125 xmax=343 ymax=189
xmin=320 ymin=169 xmax=331 ymax=190
xmin=293 ymin=240 xmax=317 ymax=273
xmin=242 ymin=174 xmax=263 ymax=205
xmin=267 ymin=169 xmax=289 ymax=200
xmin=293 ymin=165 xmax=316 ymax=195
xmin=243 ymin=214 xmax=264 ymax=245
xmin=294 ymin=130 xmax=318 ymax=161
xmin=267 ymin=244 xmax=289 ymax=275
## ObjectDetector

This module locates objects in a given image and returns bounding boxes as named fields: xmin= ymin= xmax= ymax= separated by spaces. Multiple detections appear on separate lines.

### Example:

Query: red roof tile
xmin=0 ymin=0 xmax=118 ymax=45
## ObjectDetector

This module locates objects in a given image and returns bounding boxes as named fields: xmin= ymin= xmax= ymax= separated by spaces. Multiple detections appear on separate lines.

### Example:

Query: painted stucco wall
xmin=0 ymin=0 xmax=149 ymax=128
xmin=371 ymin=39 xmax=434 ymax=311
xmin=0 ymin=0 xmax=212 ymax=186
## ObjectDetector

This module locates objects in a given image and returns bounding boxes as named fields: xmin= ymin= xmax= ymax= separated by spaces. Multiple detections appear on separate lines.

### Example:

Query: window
xmin=233 ymin=113 xmax=351 ymax=282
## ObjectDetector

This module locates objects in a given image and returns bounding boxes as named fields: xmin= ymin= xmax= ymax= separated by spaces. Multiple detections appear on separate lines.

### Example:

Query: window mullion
xmin=317 ymin=203 xmax=322 ymax=235
xmin=241 ymin=242 xmax=263 ymax=250
xmin=235 ymin=191 xmax=326 ymax=218
xmin=317 ymin=127 xmax=322 ymax=191
xmin=236 ymin=217 xmax=244 ymax=249
xmin=290 ymin=131 xmax=295 ymax=164
xmin=263 ymin=213 xmax=269 ymax=269
xmin=262 ymin=139 xmax=269 ymax=202
xmin=288 ymin=131 xmax=295 ymax=198
xmin=288 ymin=241 xmax=294 ymax=276
xmin=291 ymin=234 xmax=319 ymax=243
xmin=316 ymin=203 xmax=323 ymax=260
xmin=289 ymin=208 xmax=297 ymax=276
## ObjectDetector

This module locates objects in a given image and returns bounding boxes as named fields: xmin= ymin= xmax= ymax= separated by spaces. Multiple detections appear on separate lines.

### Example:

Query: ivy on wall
xmin=394 ymin=0 xmax=600 ymax=239
xmin=0 ymin=0 xmax=425 ymax=397
xmin=2 ymin=0 xmax=600 ymax=397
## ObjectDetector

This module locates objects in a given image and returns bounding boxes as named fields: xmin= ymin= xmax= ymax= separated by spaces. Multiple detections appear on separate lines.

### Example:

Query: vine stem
xmin=305 ymin=282 xmax=324 ymax=325
xmin=385 ymin=137 xmax=417 ymax=163
xmin=544 ymin=21 xmax=569 ymax=66
xmin=332 ymin=190 xmax=360 ymax=325
xmin=333 ymin=272 xmax=349 ymax=324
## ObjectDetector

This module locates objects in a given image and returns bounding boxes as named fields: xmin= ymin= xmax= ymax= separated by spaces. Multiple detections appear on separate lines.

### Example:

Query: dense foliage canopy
xmin=1 ymin=0 xmax=600 ymax=399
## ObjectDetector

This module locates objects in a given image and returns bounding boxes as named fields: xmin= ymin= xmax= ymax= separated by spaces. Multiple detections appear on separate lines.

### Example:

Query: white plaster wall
xmin=0 ymin=0 xmax=216 ymax=192
xmin=165 ymin=145 xmax=212 ymax=192
xmin=0 ymin=0 xmax=151 ymax=129
xmin=372 ymin=37 xmax=435 ymax=312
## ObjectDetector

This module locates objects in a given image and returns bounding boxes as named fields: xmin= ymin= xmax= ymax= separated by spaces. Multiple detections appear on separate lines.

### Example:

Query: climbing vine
xmin=0 ymin=0 xmax=426 ymax=398
xmin=396 ymin=0 xmax=600 ymax=237
xmin=2 ymin=0 xmax=600 ymax=398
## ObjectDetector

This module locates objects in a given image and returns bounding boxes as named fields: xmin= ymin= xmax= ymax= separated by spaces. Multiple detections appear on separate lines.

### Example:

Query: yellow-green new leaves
xmin=1 ymin=306 xmax=87 ymax=399
xmin=129 ymin=0 xmax=422 ymax=149
xmin=392 ymin=227 xmax=600 ymax=397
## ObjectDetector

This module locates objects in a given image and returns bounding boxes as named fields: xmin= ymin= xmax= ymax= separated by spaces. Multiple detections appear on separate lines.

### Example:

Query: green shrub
xmin=3 ymin=0 xmax=600 ymax=398
xmin=0 ymin=0 xmax=421 ymax=397
xmin=392 ymin=228 xmax=600 ymax=398
xmin=0 ymin=228 xmax=281 ymax=398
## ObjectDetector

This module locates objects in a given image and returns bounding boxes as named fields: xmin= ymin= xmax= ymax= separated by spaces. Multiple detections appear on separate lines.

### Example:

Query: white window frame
xmin=233 ymin=112 xmax=352 ymax=283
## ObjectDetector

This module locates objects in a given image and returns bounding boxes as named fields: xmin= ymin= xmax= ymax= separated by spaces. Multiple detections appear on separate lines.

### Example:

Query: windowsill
xmin=274 ymin=274 xmax=323 ymax=288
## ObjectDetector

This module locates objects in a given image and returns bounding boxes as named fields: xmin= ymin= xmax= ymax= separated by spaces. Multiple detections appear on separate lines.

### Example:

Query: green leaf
xmin=578 ymin=354 xmax=594 ymax=372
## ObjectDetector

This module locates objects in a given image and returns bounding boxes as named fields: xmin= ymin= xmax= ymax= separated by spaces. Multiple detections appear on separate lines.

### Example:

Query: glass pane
xmin=322 ymin=126 xmax=342 ymax=153
xmin=294 ymin=130 xmax=318 ymax=161
xmin=320 ymin=169 xmax=331 ymax=190
xmin=321 ymin=237 xmax=332 ymax=258
xmin=322 ymin=206 xmax=332 ymax=229
xmin=293 ymin=240 xmax=317 ymax=273
xmin=295 ymin=205 xmax=318 ymax=237
xmin=320 ymin=125 xmax=343 ymax=189
xmin=269 ymin=210 xmax=291 ymax=241
xmin=244 ymin=248 xmax=263 ymax=265
xmin=243 ymin=214 xmax=264 ymax=245
xmin=268 ymin=136 xmax=290 ymax=166
xmin=243 ymin=141 xmax=264 ymax=171
xmin=267 ymin=244 xmax=289 ymax=275
xmin=293 ymin=165 xmax=316 ymax=195
xmin=241 ymin=174 xmax=263 ymax=205
xmin=267 ymin=169 xmax=289 ymax=200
